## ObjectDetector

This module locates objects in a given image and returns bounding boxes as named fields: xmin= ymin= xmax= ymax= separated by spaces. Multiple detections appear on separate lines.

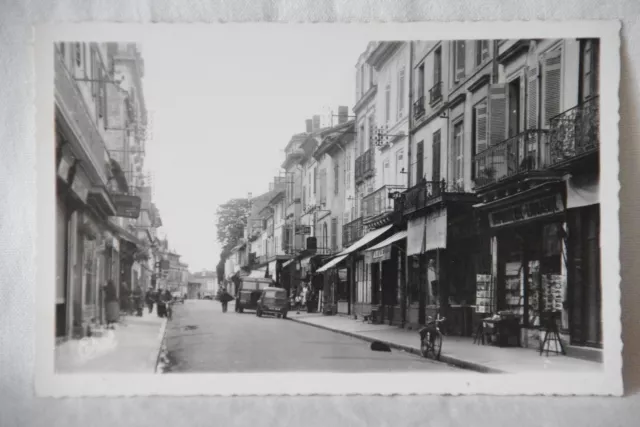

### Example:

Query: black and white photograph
xmin=34 ymin=22 xmax=622 ymax=396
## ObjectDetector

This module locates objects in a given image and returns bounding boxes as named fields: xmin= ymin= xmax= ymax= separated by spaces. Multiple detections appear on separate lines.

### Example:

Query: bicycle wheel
xmin=432 ymin=332 xmax=443 ymax=360
xmin=420 ymin=332 xmax=435 ymax=359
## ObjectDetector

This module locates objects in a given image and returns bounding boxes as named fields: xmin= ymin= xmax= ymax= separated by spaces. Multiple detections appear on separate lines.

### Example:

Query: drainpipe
xmin=402 ymin=41 xmax=414 ymax=327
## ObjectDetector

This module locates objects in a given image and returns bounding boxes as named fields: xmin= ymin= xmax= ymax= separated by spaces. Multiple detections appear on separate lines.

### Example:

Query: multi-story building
xmin=471 ymin=38 xmax=601 ymax=350
xmin=188 ymin=270 xmax=218 ymax=298
xmin=55 ymin=42 xmax=155 ymax=340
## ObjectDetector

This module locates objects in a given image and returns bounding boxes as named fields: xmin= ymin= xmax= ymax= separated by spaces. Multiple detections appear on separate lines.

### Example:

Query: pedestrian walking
xmin=218 ymin=287 xmax=233 ymax=313
xmin=103 ymin=280 xmax=118 ymax=329
xmin=145 ymin=286 xmax=155 ymax=313
xmin=132 ymin=285 xmax=144 ymax=316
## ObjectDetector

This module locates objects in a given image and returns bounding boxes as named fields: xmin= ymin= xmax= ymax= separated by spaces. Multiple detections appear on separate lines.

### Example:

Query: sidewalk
xmin=55 ymin=307 xmax=167 ymax=374
xmin=288 ymin=312 xmax=602 ymax=374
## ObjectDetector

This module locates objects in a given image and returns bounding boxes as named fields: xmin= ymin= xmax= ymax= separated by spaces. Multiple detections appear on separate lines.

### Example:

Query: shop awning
xmin=365 ymin=230 xmax=408 ymax=252
xmin=106 ymin=220 xmax=143 ymax=247
xmin=315 ymin=254 xmax=348 ymax=273
xmin=282 ymin=259 xmax=295 ymax=268
xmin=337 ymin=224 xmax=394 ymax=256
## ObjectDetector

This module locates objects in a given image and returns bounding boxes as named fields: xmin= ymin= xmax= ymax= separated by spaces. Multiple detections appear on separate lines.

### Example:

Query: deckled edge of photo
xmin=33 ymin=21 xmax=623 ymax=397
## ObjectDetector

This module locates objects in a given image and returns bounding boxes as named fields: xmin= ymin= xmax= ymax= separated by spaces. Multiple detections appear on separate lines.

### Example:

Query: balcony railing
xmin=362 ymin=185 xmax=406 ymax=219
xmin=342 ymin=217 xmax=364 ymax=248
xmin=55 ymin=50 xmax=109 ymax=184
xmin=355 ymin=148 xmax=375 ymax=184
xmin=413 ymin=96 xmax=426 ymax=119
xmin=403 ymin=180 xmax=446 ymax=215
xmin=474 ymin=129 xmax=550 ymax=188
xmin=429 ymin=81 xmax=443 ymax=105
xmin=549 ymin=96 xmax=599 ymax=166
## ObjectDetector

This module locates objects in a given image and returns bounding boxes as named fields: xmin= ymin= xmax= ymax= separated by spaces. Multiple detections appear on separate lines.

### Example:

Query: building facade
xmin=55 ymin=42 xmax=160 ymax=340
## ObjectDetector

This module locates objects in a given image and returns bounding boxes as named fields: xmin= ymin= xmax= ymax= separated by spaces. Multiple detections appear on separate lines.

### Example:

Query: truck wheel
xmin=256 ymin=309 xmax=262 ymax=317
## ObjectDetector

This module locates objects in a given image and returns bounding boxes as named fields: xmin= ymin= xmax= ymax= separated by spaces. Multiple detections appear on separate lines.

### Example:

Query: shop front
xmin=364 ymin=230 xmax=407 ymax=326
xmin=478 ymin=182 xmax=569 ymax=349
xmin=315 ymin=254 xmax=348 ymax=315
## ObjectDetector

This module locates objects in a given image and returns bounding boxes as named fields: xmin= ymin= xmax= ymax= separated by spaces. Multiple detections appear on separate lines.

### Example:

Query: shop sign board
xmin=113 ymin=194 xmax=142 ymax=219
xmin=489 ymin=193 xmax=564 ymax=228
xmin=366 ymin=245 xmax=391 ymax=263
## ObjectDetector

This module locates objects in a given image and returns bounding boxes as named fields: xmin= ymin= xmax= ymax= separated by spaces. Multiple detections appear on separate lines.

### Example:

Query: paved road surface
xmin=163 ymin=300 xmax=458 ymax=373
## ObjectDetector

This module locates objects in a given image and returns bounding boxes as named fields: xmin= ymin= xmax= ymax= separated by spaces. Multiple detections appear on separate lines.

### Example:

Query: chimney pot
xmin=305 ymin=119 xmax=313 ymax=133
xmin=312 ymin=115 xmax=321 ymax=131
xmin=338 ymin=106 xmax=349 ymax=125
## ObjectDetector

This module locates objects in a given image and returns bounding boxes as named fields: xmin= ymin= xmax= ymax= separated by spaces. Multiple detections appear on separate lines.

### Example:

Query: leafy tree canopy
xmin=215 ymin=198 xmax=250 ymax=259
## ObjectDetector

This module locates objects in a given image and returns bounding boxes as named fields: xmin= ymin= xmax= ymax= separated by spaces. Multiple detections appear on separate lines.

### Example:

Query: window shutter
xmin=542 ymin=49 xmax=562 ymax=125
xmin=91 ymin=48 xmax=98 ymax=98
xmin=415 ymin=141 xmax=424 ymax=182
xmin=455 ymin=41 xmax=466 ymax=81
xmin=385 ymin=85 xmax=391 ymax=123
xmin=527 ymin=65 xmax=539 ymax=129
xmin=356 ymin=70 xmax=361 ymax=100
xmin=397 ymin=67 xmax=405 ymax=119
xmin=488 ymin=84 xmax=508 ymax=146
xmin=475 ymin=103 xmax=488 ymax=153
xmin=432 ymin=132 xmax=441 ymax=182
xmin=331 ymin=217 xmax=338 ymax=251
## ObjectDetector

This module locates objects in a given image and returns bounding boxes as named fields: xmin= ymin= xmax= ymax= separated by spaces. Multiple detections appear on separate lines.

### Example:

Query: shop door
xmin=583 ymin=207 xmax=602 ymax=346
xmin=371 ymin=262 xmax=380 ymax=305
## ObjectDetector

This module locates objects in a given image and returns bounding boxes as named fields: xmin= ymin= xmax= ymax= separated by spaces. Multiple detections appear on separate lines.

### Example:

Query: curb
xmin=152 ymin=318 xmax=168 ymax=374
xmin=287 ymin=317 xmax=504 ymax=374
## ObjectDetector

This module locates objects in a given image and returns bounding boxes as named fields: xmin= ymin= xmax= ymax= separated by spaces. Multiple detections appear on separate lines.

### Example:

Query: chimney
xmin=338 ymin=106 xmax=349 ymax=125
xmin=305 ymin=119 xmax=313 ymax=133
xmin=312 ymin=115 xmax=321 ymax=131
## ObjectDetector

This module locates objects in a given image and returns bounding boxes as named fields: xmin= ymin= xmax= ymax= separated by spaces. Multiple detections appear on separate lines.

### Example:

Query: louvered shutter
xmin=488 ymin=84 xmax=508 ymax=146
xmin=527 ymin=65 xmax=539 ymax=129
xmin=542 ymin=49 xmax=562 ymax=125
xmin=415 ymin=141 xmax=424 ymax=183
xmin=455 ymin=41 xmax=466 ymax=81
xmin=432 ymin=132 xmax=441 ymax=182
xmin=475 ymin=103 xmax=488 ymax=153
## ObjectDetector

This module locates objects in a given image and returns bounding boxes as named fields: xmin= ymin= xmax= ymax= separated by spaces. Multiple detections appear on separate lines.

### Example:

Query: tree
xmin=216 ymin=256 xmax=226 ymax=284
xmin=215 ymin=198 xmax=250 ymax=258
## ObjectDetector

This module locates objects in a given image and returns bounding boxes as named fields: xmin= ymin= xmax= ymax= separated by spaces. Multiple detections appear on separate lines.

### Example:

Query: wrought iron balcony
xmin=342 ymin=217 xmax=364 ymax=248
xmin=473 ymin=129 xmax=550 ymax=188
xmin=413 ymin=96 xmax=426 ymax=119
xmin=429 ymin=81 xmax=443 ymax=105
xmin=55 ymin=49 xmax=109 ymax=184
xmin=549 ymin=96 xmax=599 ymax=166
xmin=362 ymin=185 xmax=406 ymax=219
xmin=403 ymin=180 xmax=446 ymax=215
xmin=355 ymin=148 xmax=375 ymax=184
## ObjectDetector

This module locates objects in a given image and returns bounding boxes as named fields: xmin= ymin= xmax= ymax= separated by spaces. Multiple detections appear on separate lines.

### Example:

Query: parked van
xmin=256 ymin=287 xmax=289 ymax=319
xmin=235 ymin=276 xmax=273 ymax=313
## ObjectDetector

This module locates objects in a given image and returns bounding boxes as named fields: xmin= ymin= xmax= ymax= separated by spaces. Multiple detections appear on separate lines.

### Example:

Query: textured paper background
xmin=1 ymin=0 xmax=639 ymax=425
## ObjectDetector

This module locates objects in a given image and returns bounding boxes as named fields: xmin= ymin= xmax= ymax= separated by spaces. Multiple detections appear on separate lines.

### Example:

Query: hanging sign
xmin=366 ymin=245 xmax=391 ymax=263
xmin=70 ymin=168 xmax=90 ymax=204
xmin=489 ymin=193 xmax=564 ymax=228
xmin=113 ymin=194 xmax=142 ymax=219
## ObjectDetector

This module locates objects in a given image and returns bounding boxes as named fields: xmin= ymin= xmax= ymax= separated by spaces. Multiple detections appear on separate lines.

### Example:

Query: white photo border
xmin=34 ymin=21 xmax=622 ymax=397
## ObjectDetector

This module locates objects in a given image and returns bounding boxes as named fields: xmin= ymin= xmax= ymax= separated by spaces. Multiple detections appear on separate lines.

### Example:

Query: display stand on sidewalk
xmin=539 ymin=311 xmax=566 ymax=357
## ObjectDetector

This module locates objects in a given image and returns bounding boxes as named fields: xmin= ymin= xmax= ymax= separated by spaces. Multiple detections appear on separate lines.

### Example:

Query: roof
xmin=313 ymin=120 xmax=356 ymax=160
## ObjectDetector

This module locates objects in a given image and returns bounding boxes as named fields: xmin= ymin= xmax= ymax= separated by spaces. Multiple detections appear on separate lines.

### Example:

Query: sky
xmin=141 ymin=32 xmax=369 ymax=272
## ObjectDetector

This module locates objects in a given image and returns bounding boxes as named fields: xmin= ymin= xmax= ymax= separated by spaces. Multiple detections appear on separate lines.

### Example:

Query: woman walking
xmin=103 ymin=280 xmax=118 ymax=329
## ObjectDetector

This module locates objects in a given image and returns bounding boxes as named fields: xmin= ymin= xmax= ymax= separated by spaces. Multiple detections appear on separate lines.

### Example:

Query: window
xmin=453 ymin=122 xmax=464 ymax=186
xmin=323 ymin=223 xmax=328 ymax=250
xmin=360 ymin=65 xmax=365 ymax=95
xmin=432 ymin=130 xmax=441 ymax=182
xmin=508 ymin=77 xmax=522 ymax=137
xmin=313 ymin=167 xmax=317 ymax=194
xmin=385 ymin=84 xmax=391 ymax=124
xmin=345 ymin=150 xmax=351 ymax=188
xmin=359 ymin=124 xmax=365 ymax=155
xmin=334 ymin=163 xmax=340 ymax=195
xmin=368 ymin=116 xmax=375 ymax=150
xmin=75 ymin=42 xmax=82 ymax=67
xmin=59 ymin=43 xmax=66 ymax=61
xmin=417 ymin=63 xmax=425 ymax=99
xmin=302 ymin=185 xmax=306 ymax=210
xmin=331 ymin=217 xmax=338 ymax=251
xmin=397 ymin=67 xmax=406 ymax=119
xmin=475 ymin=40 xmax=490 ymax=66
xmin=433 ymin=47 xmax=442 ymax=84
xmin=453 ymin=41 xmax=466 ymax=82
xmin=580 ymin=39 xmax=599 ymax=101
xmin=415 ymin=141 xmax=424 ymax=183
xmin=369 ymin=65 xmax=374 ymax=89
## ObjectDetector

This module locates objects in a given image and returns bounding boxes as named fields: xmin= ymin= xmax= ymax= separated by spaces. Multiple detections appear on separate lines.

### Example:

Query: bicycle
xmin=418 ymin=314 xmax=446 ymax=360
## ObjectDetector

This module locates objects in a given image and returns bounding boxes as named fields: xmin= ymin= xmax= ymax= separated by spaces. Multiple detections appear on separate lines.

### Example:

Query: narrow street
xmin=162 ymin=300 xmax=458 ymax=373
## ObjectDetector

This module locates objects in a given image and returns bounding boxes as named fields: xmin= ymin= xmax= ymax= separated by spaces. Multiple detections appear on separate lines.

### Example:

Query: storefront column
xmin=490 ymin=235 xmax=499 ymax=314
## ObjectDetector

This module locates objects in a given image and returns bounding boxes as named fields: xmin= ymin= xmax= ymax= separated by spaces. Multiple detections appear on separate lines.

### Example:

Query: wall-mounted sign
xmin=57 ymin=155 xmax=73 ymax=182
xmin=296 ymin=225 xmax=311 ymax=235
xmin=489 ymin=193 xmax=564 ymax=228
xmin=366 ymin=245 xmax=391 ymax=263
xmin=70 ymin=168 xmax=89 ymax=204
xmin=113 ymin=194 xmax=142 ymax=219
